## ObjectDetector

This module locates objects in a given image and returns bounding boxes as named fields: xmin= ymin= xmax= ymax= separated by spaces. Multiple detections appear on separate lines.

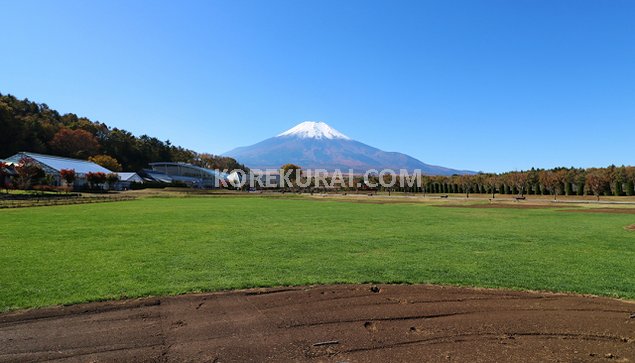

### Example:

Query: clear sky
xmin=1 ymin=1 xmax=633 ymax=173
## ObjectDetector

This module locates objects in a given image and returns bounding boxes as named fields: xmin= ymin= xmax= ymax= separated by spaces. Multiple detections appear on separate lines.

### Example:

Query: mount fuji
xmin=223 ymin=121 xmax=474 ymax=175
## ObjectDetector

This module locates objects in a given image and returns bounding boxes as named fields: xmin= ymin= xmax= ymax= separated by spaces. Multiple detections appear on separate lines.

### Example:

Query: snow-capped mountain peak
xmin=277 ymin=121 xmax=351 ymax=140
xmin=224 ymin=120 xmax=475 ymax=175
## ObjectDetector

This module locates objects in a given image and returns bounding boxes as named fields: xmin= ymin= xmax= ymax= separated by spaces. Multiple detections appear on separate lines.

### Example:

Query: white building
xmin=115 ymin=172 xmax=144 ymax=190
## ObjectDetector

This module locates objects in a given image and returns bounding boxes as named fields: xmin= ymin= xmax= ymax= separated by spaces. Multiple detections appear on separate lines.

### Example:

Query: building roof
xmin=149 ymin=162 xmax=229 ymax=179
xmin=4 ymin=152 xmax=113 ymax=175
xmin=0 ymin=160 xmax=17 ymax=175
xmin=117 ymin=172 xmax=143 ymax=182
xmin=142 ymin=170 xmax=173 ymax=183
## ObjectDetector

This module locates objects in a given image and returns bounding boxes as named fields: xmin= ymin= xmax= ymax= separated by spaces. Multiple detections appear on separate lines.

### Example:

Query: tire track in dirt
xmin=1 ymin=284 xmax=634 ymax=362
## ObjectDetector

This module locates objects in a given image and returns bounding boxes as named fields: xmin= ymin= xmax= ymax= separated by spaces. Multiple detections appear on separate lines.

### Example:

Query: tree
xmin=625 ymin=167 xmax=635 ymax=196
xmin=498 ymin=173 xmax=511 ymax=195
xmin=14 ymin=157 xmax=45 ymax=190
xmin=538 ymin=170 xmax=567 ymax=200
xmin=484 ymin=174 xmax=499 ymax=198
xmin=509 ymin=171 xmax=528 ymax=197
xmin=59 ymin=169 xmax=76 ymax=189
xmin=280 ymin=164 xmax=301 ymax=189
xmin=89 ymin=155 xmax=122 ymax=172
xmin=526 ymin=168 xmax=539 ymax=195
xmin=191 ymin=153 xmax=247 ymax=172
xmin=472 ymin=174 xmax=485 ymax=195
xmin=563 ymin=169 xmax=574 ymax=195
xmin=86 ymin=172 xmax=107 ymax=190
xmin=106 ymin=173 xmax=120 ymax=190
xmin=573 ymin=169 xmax=586 ymax=196
xmin=0 ymin=162 xmax=9 ymax=193
xmin=611 ymin=166 xmax=626 ymax=196
xmin=49 ymin=128 xmax=100 ymax=159
xmin=457 ymin=175 xmax=473 ymax=198
xmin=421 ymin=175 xmax=430 ymax=197
xmin=585 ymin=169 xmax=611 ymax=201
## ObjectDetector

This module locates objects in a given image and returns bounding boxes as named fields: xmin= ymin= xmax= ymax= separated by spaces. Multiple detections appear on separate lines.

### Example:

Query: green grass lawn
xmin=1 ymin=196 xmax=634 ymax=312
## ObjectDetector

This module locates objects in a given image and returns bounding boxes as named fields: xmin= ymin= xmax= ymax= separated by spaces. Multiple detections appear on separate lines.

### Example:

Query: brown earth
xmin=1 ymin=284 xmax=634 ymax=362
xmin=308 ymin=197 xmax=421 ymax=205
xmin=558 ymin=208 xmax=635 ymax=215
xmin=436 ymin=203 xmax=567 ymax=209
xmin=438 ymin=204 xmax=635 ymax=213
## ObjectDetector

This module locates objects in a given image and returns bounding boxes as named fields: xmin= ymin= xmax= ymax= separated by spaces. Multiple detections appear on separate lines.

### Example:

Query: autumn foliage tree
xmin=280 ymin=163 xmax=302 ymax=189
xmin=539 ymin=170 xmax=564 ymax=200
xmin=509 ymin=172 xmax=528 ymax=197
xmin=585 ymin=169 xmax=611 ymax=201
xmin=106 ymin=173 xmax=120 ymax=190
xmin=59 ymin=169 xmax=76 ymax=189
xmin=191 ymin=153 xmax=248 ymax=172
xmin=89 ymin=154 xmax=122 ymax=172
xmin=457 ymin=174 xmax=474 ymax=198
xmin=484 ymin=174 xmax=499 ymax=198
xmin=86 ymin=172 xmax=107 ymax=191
xmin=48 ymin=128 xmax=100 ymax=159
xmin=14 ymin=157 xmax=45 ymax=190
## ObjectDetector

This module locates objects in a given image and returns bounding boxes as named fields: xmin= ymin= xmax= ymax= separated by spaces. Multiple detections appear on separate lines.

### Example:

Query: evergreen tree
xmin=614 ymin=181 xmax=624 ymax=196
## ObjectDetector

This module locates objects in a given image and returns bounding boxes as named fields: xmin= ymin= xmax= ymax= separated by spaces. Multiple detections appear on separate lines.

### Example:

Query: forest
xmin=0 ymin=93 xmax=246 ymax=172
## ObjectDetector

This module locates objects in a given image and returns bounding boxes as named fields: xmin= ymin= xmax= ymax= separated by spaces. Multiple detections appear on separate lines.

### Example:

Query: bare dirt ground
xmin=557 ymin=208 xmax=635 ymax=215
xmin=436 ymin=203 xmax=566 ymax=209
xmin=1 ymin=285 xmax=634 ymax=362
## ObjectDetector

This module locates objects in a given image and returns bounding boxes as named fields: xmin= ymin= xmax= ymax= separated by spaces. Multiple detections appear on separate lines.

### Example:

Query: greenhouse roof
xmin=5 ymin=152 xmax=113 ymax=175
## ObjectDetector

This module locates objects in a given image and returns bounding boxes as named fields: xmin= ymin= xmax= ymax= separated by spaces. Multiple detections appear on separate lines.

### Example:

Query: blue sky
xmin=1 ymin=1 xmax=633 ymax=172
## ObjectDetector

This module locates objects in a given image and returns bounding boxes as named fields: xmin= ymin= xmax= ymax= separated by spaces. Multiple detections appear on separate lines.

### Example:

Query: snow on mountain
xmin=277 ymin=121 xmax=351 ymax=140
xmin=224 ymin=121 xmax=475 ymax=175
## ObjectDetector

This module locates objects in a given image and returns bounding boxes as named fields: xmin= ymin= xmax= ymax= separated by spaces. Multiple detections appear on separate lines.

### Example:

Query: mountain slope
xmin=224 ymin=122 xmax=474 ymax=175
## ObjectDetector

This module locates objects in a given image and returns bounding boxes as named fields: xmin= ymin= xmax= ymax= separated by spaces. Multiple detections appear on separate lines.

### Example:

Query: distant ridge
xmin=224 ymin=121 xmax=475 ymax=175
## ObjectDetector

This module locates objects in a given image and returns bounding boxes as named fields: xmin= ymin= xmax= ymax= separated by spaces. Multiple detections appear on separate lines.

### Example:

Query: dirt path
xmin=1 ymin=284 xmax=634 ymax=362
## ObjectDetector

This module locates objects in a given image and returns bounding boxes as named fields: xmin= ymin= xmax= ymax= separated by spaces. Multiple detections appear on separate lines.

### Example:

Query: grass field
xmin=1 ymin=196 xmax=634 ymax=312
